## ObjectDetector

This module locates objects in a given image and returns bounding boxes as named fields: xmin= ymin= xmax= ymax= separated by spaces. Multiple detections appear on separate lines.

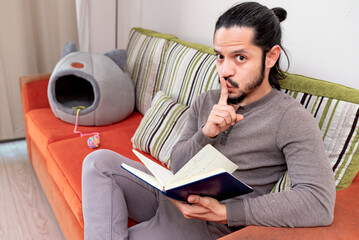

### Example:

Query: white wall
xmin=89 ymin=0 xmax=359 ymax=90
xmin=88 ymin=0 xmax=116 ymax=53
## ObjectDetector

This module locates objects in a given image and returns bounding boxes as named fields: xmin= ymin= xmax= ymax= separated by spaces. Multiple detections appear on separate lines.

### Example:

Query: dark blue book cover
xmin=123 ymin=145 xmax=253 ymax=203
xmin=164 ymin=172 xmax=253 ymax=202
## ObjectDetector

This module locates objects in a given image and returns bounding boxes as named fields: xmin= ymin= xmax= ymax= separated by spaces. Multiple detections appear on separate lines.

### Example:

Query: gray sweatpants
xmin=82 ymin=149 xmax=233 ymax=240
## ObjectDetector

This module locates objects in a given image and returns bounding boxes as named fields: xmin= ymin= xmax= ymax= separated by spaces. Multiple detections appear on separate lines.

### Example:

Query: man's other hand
xmin=169 ymin=195 xmax=228 ymax=224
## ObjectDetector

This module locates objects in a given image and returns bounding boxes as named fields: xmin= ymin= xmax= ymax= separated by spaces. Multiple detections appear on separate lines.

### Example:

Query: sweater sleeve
xmin=226 ymin=105 xmax=336 ymax=227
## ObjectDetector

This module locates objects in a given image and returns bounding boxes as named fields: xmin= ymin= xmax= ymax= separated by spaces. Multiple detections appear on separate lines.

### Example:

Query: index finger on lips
xmin=218 ymin=78 xmax=228 ymax=105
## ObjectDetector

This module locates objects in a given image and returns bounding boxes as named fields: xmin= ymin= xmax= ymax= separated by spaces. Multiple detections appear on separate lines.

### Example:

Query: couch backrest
xmin=278 ymin=74 xmax=359 ymax=190
xmin=126 ymin=27 xmax=359 ymax=190
xmin=126 ymin=28 xmax=178 ymax=114
xmin=156 ymin=39 xmax=219 ymax=107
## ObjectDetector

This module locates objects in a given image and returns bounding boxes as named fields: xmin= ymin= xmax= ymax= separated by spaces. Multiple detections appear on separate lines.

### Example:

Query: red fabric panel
xmin=20 ymin=74 xmax=51 ymax=113
xmin=47 ymin=112 xmax=162 ymax=226
xmin=31 ymin=140 xmax=84 ymax=239
xmin=27 ymin=108 xmax=143 ymax=144
xmin=220 ymin=174 xmax=359 ymax=240
xmin=26 ymin=108 xmax=143 ymax=162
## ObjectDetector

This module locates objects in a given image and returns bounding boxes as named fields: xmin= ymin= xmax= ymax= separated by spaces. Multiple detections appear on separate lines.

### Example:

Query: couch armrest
xmin=20 ymin=73 xmax=51 ymax=113
xmin=220 ymin=174 xmax=359 ymax=240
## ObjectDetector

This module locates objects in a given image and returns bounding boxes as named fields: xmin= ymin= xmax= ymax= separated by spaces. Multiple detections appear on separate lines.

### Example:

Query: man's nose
xmin=218 ymin=60 xmax=235 ymax=78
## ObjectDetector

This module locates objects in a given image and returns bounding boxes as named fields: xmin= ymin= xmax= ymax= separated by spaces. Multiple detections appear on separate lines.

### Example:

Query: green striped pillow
xmin=273 ymin=74 xmax=359 ymax=192
xmin=126 ymin=28 xmax=177 ymax=114
xmin=131 ymin=91 xmax=189 ymax=167
xmin=271 ymin=171 xmax=291 ymax=193
xmin=156 ymin=39 xmax=220 ymax=107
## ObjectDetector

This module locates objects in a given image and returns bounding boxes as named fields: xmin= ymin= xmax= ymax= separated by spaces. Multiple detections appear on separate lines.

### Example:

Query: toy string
xmin=73 ymin=106 xmax=100 ymax=139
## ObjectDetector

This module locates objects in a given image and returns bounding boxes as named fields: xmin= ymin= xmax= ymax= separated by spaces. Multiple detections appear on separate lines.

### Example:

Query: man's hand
xmin=202 ymin=78 xmax=244 ymax=138
xmin=169 ymin=195 xmax=228 ymax=224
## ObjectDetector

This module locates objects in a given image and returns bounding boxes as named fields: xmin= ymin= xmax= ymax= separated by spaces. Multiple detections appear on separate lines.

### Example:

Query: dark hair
xmin=215 ymin=2 xmax=289 ymax=90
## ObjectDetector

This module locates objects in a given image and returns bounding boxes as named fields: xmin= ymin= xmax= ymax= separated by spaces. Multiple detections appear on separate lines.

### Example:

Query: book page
xmin=166 ymin=168 xmax=226 ymax=190
xmin=167 ymin=144 xmax=238 ymax=186
xmin=121 ymin=163 xmax=163 ymax=190
xmin=132 ymin=149 xmax=174 ymax=186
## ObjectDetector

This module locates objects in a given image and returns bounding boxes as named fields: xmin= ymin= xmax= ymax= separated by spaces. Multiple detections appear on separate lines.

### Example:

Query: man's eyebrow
xmin=213 ymin=49 xmax=248 ymax=54
xmin=231 ymin=49 xmax=248 ymax=54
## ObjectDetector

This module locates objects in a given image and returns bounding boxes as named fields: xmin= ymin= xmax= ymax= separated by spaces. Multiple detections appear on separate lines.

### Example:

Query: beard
xmin=225 ymin=59 xmax=266 ymax=105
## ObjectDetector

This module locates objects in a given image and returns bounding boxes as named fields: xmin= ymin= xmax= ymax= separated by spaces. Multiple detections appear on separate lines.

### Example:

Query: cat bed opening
xmin=55 ymin=75 xmax=95 ymax=109
xmin=48 ymin=49 xmax=134 ymax=126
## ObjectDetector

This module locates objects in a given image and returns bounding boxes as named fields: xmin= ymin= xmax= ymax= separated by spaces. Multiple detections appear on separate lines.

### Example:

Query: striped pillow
xmin=131 ymin=91 xmax=189 ymax=167
xmin=273 ymin=74 xmax=359 ymax=192
xmin=156 ymin=39 xmax=220 ymax=107
xmin=126 ymin=28 xmax=177 ymax=114
xmin=271 ymin=171 xmax=291 ymax=193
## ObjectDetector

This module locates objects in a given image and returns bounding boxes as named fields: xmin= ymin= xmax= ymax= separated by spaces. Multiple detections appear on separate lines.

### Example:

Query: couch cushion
xmin=26 ymin=108 xmax=137 ymax=160
xmin=47 ymin=112 xmax=159 ymax=226
xmin=131 ymin=91 xmax=189 ymax=168
xmin=238 ymin=175 xmax=359 ymax=240
xmin=126 ymin=28 xmax=177 ymax=115
xmin=156 ymin=39 xmax=220 ymax=107
xmin=274 ymin=74 xmax=359 ymax=191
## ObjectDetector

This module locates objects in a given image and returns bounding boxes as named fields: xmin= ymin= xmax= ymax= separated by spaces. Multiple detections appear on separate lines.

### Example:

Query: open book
xmin=121 ymin=144 xmax=253 ymax=202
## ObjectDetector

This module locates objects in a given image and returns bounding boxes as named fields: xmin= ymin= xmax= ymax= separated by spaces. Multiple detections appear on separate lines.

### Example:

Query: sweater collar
xmin=236 ymin=88 xmax=279 ymax=113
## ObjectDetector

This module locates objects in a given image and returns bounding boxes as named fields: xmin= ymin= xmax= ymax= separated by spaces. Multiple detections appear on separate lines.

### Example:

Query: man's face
xmin=214 ymin=26 xmax=266 ymax=105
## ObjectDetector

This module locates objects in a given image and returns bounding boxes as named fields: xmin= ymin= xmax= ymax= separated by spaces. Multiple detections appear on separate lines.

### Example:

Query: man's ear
xmin=266 ymin=45 xmax=281 ymax=68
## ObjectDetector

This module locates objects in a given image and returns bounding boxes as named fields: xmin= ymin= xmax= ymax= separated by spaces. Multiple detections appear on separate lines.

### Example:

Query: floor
xmin=0 ymin=139 xmax=65 ymax=240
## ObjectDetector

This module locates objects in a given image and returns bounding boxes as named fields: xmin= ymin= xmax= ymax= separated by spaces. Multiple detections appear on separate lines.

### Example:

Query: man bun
xmin=272 ymin=7 xmax=287 ymax=22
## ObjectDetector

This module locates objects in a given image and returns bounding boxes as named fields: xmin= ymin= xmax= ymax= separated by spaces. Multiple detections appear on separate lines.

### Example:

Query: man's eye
xmin=216 ymin=54 xmax=224 ymax=60
xmin=237 ymin=55 xmax=245 ymax=62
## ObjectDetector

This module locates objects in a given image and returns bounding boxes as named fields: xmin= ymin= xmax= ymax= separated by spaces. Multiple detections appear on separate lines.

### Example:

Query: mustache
xmin=218 ymin=77 xmax=239 ymax=88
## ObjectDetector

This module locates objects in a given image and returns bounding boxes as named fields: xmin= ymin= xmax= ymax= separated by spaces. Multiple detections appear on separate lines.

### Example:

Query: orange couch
xmin=20 ymin=74 xmax=359 ymax=240
xmin=20 ymin=28 xmax=359 ymax=240
xmin=21 ymin=73 xmax=144 ymax=239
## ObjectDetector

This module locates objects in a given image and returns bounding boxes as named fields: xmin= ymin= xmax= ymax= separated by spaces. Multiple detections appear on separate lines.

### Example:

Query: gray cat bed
xmin=48 ymin=41 xmax=135 ymax=126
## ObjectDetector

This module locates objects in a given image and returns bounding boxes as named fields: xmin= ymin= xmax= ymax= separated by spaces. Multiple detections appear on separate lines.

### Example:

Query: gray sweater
xmin=170 ymin=89 xmax=335 ymax=228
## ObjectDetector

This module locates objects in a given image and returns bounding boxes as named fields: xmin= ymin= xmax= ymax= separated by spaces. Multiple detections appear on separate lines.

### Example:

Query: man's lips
xmin=226 ymin=82 xmax=232 ymax=89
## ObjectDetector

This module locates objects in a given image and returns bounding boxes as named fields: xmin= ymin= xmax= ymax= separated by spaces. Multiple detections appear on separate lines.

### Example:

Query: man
xmin=82 ymin=2 xmax=335 ymax=239
xmin=169 ymin=2 xmax=336 ymax=227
